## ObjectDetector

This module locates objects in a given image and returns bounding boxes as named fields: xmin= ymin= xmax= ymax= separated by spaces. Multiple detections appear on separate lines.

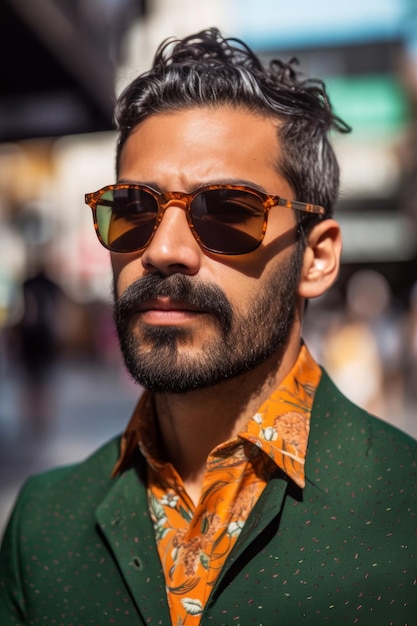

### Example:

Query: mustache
xmin=113 ymin=273 xmax=233 ymax=332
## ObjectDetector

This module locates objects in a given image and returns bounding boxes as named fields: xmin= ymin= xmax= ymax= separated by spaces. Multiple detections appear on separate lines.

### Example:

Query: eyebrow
xmin=116 ymin=178 xmax=269 ymax=194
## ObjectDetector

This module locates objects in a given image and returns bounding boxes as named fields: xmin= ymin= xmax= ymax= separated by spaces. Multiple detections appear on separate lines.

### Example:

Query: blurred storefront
xmin=0 ymin=0 xmax=416 ymax=418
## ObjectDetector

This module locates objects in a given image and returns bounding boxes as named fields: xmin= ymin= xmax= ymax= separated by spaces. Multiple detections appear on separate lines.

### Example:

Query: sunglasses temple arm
xmin=276 ymin=197 xmax=325 ymax=216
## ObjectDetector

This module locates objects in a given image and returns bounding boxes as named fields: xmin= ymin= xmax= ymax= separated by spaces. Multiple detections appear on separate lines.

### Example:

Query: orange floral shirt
xmin=113 ymin=344 xmax=321 ymax=626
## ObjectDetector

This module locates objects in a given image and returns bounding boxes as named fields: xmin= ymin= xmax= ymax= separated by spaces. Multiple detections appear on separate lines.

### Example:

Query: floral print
xmin=114 ymin=345 xmax=321 ymax=625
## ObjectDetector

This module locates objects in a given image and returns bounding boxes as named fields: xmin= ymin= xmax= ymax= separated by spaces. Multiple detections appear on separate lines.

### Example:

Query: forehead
xmin=118 ymin=106 xmax=292 ymax=196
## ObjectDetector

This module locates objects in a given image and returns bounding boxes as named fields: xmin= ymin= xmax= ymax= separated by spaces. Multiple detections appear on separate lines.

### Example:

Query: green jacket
xmin=1 ymin=371 xmax=416 ymax=625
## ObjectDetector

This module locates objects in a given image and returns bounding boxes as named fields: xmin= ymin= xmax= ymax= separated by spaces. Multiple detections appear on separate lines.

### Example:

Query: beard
xmin=113 ymin=250 xmax=302 ymax=393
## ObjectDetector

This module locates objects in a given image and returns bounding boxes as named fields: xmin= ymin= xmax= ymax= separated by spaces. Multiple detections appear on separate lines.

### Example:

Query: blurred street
xmin=0 ymin=357 xmax=139 ymax=538
xmin=1 ymin=353 xmax=416 ymax=539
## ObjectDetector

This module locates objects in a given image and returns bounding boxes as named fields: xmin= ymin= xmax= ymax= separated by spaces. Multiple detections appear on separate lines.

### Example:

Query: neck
xmin=153 ymin=335 xmax=302 ymax=505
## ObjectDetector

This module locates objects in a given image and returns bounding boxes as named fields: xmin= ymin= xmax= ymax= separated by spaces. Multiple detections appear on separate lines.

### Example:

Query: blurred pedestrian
xmin=322 ymin=270 xmax=404 ymax=420
xmin=13 ymin=262 xmax=64 ymax=432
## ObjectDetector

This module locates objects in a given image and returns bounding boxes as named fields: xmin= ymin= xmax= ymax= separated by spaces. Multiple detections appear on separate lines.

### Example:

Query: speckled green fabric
xmin=1 ymin=370 xmax=416 ymax=625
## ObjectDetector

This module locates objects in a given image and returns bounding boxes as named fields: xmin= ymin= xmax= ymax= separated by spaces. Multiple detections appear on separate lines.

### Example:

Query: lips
xmin=137 ymin=297 xmax=206 ymax=314
xmin=135 ymin=297 xmax=208 ymax=326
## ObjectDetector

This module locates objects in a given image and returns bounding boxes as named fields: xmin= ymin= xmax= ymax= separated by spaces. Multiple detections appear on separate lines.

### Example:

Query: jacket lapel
xmin=95 ymin=460 xmax=171 ymax=624
xmin=209 ymin=472 xmax=290 ymax=600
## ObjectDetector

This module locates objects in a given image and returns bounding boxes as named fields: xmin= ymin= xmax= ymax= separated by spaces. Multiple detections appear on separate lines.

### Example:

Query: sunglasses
xmin=85 ymin=183 xmax=325 ymax=256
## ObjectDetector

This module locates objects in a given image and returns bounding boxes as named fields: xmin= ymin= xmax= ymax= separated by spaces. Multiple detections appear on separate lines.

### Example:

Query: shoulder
xmin=4 ymin=436 xmax=123 ymax=531
xmin=30 ymin=435 xmax=121 ymax=484
xmin=309 ymin=369 xmax=416 ymax=487
xmin=0 ymin=437 xmax=145 ymax=620
xmin=313 ymin=368 xmax=416 ymax=449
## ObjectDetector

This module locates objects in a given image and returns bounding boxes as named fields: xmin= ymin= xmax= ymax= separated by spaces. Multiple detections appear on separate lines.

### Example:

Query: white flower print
xmin=262 ymin=426 xmax=278 ymax=441
xmin=161 ymin=492 xmax=179 ymax=508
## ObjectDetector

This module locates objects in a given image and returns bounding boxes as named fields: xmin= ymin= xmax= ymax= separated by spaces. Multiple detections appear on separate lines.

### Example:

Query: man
xmin=1 ymin=28 xmax=416 ymax=625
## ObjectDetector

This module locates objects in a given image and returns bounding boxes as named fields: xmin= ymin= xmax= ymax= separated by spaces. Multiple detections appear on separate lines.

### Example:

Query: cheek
xmin=111 ymin=254 xmax=143 ymax=296
xmin=211 ymin=266 xmax=264 ymax=311
xmin=221 ymin=243 xmax=299 ymax=305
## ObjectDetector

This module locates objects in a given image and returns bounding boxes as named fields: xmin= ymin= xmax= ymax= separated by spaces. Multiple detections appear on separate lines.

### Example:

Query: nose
xmin=140 ymin=202 xmax=202 ymax=276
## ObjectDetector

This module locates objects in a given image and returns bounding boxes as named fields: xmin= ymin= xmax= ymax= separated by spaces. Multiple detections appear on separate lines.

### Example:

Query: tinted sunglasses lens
xmin=190 ymin=188 xmax=265 ymax=254
xmin=95 ymin=188 xmax=158 ymax=252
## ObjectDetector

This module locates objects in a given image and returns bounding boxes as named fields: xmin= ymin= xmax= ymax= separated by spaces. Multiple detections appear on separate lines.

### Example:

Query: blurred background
xmin=1 ymin=0 xmax=417 ymax=536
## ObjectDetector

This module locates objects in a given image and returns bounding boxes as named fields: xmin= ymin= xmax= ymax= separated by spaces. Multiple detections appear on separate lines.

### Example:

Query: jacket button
xmin=132 ymin=556 xmax=143 ymax=571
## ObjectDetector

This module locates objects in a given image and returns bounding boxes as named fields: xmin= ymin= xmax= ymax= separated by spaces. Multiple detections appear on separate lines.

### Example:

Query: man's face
xmin=112 ymin=106 xmax=303 ymax=392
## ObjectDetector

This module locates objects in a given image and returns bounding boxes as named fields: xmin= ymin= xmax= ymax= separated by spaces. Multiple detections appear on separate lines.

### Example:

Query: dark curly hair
xmin=115 ymin=27 xmax=350 ymax=223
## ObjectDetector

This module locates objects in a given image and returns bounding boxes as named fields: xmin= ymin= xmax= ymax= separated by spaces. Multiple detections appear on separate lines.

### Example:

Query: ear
xmin=298 ymin=219 xmax=342 ymax=299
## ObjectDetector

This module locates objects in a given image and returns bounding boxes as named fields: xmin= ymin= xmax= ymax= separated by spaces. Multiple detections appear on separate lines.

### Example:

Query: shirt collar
xmin=238 ymin=344 xmax=321 ymax=487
